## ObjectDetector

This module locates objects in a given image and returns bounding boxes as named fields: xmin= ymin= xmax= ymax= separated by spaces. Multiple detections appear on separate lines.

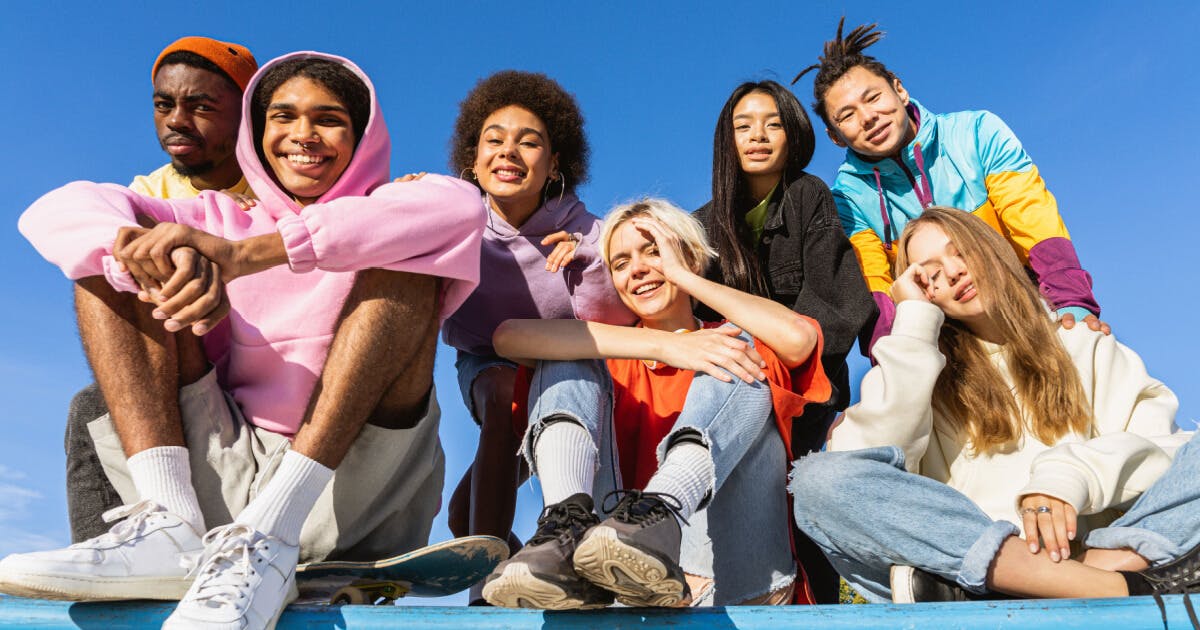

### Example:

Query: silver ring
xmin=1036 ymin=506 xmax=1052 ymax=514
xmin=1019 ymin=507 xmax=1036 ymax=515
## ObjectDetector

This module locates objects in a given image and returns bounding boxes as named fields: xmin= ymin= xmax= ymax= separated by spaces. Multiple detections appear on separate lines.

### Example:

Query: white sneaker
xmin=0 ymin=500 xmax=203 ymax=601
xmin=163 ymin=523 xmax=299 ymax=630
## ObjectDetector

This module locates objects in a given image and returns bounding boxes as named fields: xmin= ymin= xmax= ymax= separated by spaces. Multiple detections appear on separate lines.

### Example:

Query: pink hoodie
xmin=19 ymin=52 xmax=486 ymax=435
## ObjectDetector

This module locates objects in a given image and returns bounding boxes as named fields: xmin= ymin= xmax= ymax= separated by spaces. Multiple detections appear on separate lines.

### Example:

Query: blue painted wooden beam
xmin=1 ymin=594 xmax=1194 ymax=629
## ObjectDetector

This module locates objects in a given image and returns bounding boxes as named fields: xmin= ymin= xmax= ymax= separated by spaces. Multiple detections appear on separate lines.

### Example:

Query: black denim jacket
xmin=695 ymin=173 xmax=877 ymax=452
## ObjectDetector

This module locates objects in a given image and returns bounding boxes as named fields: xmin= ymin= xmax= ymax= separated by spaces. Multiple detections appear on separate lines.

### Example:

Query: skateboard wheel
xmin=332 ymin=586 xmax=370 ymax=605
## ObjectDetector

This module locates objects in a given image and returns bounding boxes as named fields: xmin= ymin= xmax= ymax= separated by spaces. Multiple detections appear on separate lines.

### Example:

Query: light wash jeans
xmin=522 ymin=347 xmax=795 ymax=605
xmin=790 ymin=432 xmax=1200 ymax=602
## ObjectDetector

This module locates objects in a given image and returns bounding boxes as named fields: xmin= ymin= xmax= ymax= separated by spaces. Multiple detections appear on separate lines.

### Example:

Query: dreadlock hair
xmin=792 ymin=17 xmax=898 ymax=128
xmin=893 ymin=208 xmax=1092 ymax=455
xmin=709 ymin=81 xmax=815 ymax=296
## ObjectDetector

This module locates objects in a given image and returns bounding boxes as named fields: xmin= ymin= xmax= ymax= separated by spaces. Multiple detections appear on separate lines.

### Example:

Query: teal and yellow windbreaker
xmin=831 ymin=99 xmax=1099 ymax=347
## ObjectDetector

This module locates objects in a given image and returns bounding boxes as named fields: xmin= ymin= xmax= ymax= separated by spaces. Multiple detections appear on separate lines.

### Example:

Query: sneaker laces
xmin=68 ymin=500 xmax=161 ymax=553
xmin=601 ymin=490 xmax=689 ymax=528
xmin=187 ymin=524 xmax=269 ymax=609
xmin=528 ymin=500 xmax=597 ymax=546
xmin=1142 ymin=565 xmax=1200 ymax=630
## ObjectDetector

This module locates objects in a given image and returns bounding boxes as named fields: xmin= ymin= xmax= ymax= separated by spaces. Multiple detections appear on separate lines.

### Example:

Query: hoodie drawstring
xmin=912 ymin=142 xmax=934 ymax=209
xmin=872 ymin=167 xmax=893 ymax=251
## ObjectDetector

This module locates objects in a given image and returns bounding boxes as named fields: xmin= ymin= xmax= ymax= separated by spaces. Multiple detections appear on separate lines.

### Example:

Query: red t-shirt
xmin=512 ymin=319 xmax=831 ymax=489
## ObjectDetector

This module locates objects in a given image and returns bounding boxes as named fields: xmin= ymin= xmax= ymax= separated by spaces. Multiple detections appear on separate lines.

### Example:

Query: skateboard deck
xmin=295 ymin=535 xmax=508 ymax=604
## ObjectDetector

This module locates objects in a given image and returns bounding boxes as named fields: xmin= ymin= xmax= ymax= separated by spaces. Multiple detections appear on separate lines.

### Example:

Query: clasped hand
xmin=113 ymin=218 xmax=232 ymax=335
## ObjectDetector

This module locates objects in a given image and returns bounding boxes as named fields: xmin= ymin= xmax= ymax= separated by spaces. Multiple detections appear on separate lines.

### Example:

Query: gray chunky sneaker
xmin=572 ymin=490 xmax=691 ymax=607
xmin=482 ymin=493 xmax=613 ymax=610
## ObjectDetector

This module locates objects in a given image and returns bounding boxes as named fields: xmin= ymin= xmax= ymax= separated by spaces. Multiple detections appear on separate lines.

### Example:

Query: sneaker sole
xmin=0 ymin=573 xmax=192 ymax=601
xmin=482 ymin=563 xmax=610 ymax=610
xmin=572 ymin=527 xmax=687 ymax=607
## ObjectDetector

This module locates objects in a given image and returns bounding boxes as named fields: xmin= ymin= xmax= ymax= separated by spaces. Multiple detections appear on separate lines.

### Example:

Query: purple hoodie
xmin=19 ymin=52 xmax=486 ymax=435
xmin=441 ymin=194 xmax=635 ymax=356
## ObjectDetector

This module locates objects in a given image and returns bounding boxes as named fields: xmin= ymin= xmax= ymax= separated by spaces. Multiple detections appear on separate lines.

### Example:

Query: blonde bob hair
xmin=894 ymin=207 xmax=1091 ymax=454
xmin=599 ymin=198 xmax=717 ymax=276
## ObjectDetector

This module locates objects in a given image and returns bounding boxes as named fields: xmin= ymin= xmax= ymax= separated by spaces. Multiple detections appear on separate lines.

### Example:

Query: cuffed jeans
xmin=790 ymin=432 xmax=1200 ymax=602
xmin=520 ymin=350 xmax=795 ymax=605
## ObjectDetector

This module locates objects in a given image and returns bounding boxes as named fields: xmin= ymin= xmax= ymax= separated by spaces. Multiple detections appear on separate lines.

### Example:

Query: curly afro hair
xmin=450 ymin=70 xmax=589 ymax=194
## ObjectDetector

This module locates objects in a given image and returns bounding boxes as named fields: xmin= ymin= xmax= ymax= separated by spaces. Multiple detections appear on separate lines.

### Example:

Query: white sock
xmin=127 ymin=446 xmax=205 ymax=533
xmin=534 ymin=420 xmax=597 ymax=505
xmin=645 ymin=441 xmax=713 ymax=519
xmin=235 ymin=450 xmax=333 ymax=546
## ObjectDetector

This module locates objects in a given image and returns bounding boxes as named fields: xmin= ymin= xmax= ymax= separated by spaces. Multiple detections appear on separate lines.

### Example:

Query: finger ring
xmin=1020 ymin=508 xmax=1037 ymax=515
xmin=1036 ymin=506 xmax=1052 ymax=514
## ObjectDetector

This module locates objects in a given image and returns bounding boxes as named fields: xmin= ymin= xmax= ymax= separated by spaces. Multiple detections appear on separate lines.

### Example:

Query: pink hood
xmin=236 ymin=51 xmax=390 ymax=217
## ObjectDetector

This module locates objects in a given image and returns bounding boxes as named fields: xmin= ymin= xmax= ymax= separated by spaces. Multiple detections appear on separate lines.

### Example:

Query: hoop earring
xmin=556 ymin=173 xmax=567 ymax=205
xmin=460 ymin=167 xmax=477 ymax=181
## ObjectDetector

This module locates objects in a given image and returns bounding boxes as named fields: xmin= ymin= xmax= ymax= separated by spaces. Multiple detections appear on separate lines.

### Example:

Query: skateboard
xmin=295 ymin=535 xmax=508 ymax=605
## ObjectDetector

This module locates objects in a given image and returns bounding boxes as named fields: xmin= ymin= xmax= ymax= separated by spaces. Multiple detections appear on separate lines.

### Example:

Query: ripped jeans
xmin=520 ymin=349 xmax=794 ymax=606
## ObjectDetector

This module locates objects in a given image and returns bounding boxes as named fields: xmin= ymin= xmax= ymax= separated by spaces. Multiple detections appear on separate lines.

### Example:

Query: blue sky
xmin=1 ymin=0 xmax=1197 ymax=605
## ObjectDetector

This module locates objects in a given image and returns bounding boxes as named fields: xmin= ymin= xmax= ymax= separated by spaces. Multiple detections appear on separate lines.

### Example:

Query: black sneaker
xmin=890 ymin=566 xmax=1012 ymax=603
xmin=1136 ymin=542 xmax=1200 ymax=630
xmin=481 ymin=493 xmax=613 ymax=610
xmin=573 ymin=490 xmax=691 ymax=607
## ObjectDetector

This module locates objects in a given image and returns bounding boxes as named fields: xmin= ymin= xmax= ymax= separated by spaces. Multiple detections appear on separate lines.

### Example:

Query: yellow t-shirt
xmin=128 ymin=163 xmax=253 ymax=200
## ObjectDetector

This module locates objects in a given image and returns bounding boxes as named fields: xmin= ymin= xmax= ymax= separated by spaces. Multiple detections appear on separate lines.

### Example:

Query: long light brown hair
xmin=895 ymin=207 xmax=1091 ymax=453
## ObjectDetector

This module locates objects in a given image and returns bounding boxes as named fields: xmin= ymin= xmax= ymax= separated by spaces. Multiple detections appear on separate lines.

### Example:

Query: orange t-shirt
xmin=512 ymin=319 xmax=831 ymax=490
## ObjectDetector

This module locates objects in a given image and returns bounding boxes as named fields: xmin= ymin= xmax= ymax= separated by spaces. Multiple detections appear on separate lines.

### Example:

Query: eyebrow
xmin=267 ymin=102 xmax=350 ymax=114
xmin=482 ymin=124 xmax=545 ymax=139
xmin=153 ymin=91 xmax=218 ymax=103
xmin=917 ymin=241 xmax=956 ymax=267
xmin=733 ymin=111 xmax=780 ymax=120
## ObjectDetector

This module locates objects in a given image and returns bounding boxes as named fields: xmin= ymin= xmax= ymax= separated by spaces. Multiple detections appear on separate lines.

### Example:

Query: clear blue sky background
xmin=0 ymin=0 xmax=1197 ymax=606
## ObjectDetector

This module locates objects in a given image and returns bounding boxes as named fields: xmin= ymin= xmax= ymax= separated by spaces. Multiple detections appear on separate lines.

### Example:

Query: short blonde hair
xmin=599 ymin=198 xmax=717 ymax=275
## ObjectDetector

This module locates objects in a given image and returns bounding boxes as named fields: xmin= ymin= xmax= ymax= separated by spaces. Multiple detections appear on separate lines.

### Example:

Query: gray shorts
xmin=87 ymin=369 xmax=445 ymax=564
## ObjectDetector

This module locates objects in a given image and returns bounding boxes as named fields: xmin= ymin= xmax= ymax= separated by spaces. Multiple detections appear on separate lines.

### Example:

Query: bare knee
xmin=472 ymin=366 xmax=516 ymax=431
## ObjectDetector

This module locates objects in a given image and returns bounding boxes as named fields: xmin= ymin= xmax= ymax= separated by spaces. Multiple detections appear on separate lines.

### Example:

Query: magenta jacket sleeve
xmin=18 ymin=181 xmax=207 ymax=293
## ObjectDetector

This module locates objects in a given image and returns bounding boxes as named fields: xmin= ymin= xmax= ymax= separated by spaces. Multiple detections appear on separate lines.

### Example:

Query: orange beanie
xmin=152 ymin=36 xmax=258 ymax=92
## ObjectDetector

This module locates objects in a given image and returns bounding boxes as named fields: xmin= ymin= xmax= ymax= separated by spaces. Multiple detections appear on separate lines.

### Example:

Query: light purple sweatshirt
xmin=19 ymin=52 xmax=487 ymax=436
xmin=442 ymin=194 xmax=634 ymax=356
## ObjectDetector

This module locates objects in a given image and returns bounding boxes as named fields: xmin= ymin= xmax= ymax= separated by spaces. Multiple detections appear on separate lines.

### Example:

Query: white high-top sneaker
xmin=0 ymin=500 xmax=203 ymax=601
xmin=164 ymin=523 xmax=299 ymax=630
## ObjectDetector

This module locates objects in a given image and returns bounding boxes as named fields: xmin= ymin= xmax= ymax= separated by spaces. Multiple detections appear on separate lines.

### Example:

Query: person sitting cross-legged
xmin=790 ymin=207 xmax=1200 ymax=613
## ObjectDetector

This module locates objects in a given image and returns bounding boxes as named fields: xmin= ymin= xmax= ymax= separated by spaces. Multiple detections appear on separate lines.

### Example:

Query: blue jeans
xmin=522 ymin=351 xmax=794 ymax=605
xmin=790 ymin=433 xmax=1200 ymax=603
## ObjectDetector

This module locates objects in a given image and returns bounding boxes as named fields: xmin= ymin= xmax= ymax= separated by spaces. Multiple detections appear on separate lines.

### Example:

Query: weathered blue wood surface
xmin=0 ymin=594 xmax=1193 ymax=629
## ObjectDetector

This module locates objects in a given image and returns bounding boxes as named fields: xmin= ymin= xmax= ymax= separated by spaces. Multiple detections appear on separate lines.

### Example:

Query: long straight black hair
xmin=709 ymin=80 xmax=815 ymax=295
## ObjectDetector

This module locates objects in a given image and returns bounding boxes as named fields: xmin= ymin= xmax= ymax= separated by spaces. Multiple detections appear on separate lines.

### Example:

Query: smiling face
xmin=606 ymin=219 xmax=694 ymax=327
xmin=905 ymin=223 xmax=989 ymax=328
xmin=153 ymin=63 xmax=242 ymax=188
xmin=260 ymin=76 xmax=356 ymax=205
xmin=732 ymin=91 xmax=789 ymax=186
xmin=823 ymin=66 xmax=915 ymax=159
xmin=473 ymin=105 xmax=558 ymax=221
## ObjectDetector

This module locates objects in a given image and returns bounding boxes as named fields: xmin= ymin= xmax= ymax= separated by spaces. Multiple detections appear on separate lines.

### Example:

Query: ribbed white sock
xmin=534 ymin=420 xmax=597 ymax=505
xmin=235 ymin=450 xmax=333 ymax=546
xmin=645 ymin=441 xmax=713 ymax=519
xmin=127 ymin=446 xmax=205 ymax=533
